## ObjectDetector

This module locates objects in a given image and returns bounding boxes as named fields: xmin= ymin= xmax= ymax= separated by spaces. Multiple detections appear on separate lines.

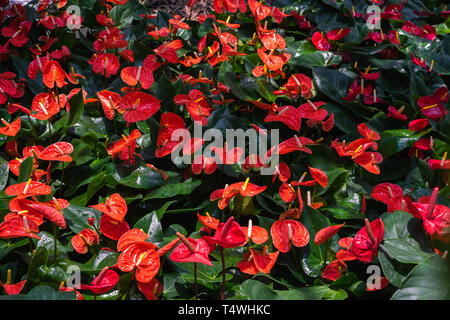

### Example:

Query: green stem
xmin=220 ymin=247 xmax=226 ymax=300
xmin=48 ymin=120 xmax=53 ymax=144
xmin=194 ymin=262 xmax=198 ymax=300
xmin=52 ymin=224 xmax=58 ymax=265
xmin=27 ymin=114 xmax=38 ymax=140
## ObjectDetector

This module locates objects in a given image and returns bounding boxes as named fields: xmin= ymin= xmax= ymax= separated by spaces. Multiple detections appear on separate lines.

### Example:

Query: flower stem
xmin=194 ymin=262 xmax=198 ymax=300
xmin=220 ymin=246 xmax=226 ymax=300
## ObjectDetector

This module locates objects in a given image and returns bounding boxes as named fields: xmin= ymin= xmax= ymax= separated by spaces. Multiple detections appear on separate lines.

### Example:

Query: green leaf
xmin=380 ymin=211 xmax=433 ymax=264
xmin=300 ymin=206 xmax=329 ymax=277
xmin=379 ymin=249 xmax=412 ymax=288
xmin=62 ymin=204 xmax=101 ymax=234
xmin=391 ymin=255 xmax=450 ymax=300
xmin=143 ymin=179 xmax=201 ymax=200
xmin=70 ymin=250 xmax=119 ymax=275
xmin=18 ymin=156 xmax=34 ymax=183
xmin=0 ymin=239 xmax=28 ymax=260
xmin=67 ymin=89 xmax=85 ymax=127
xmin=378 ymin=129 xmax=428 ymax=158
xmin=0 ymin=155 xmax=9 ymax=189
xmin=25 ymin=285 xmax=76 ymax=300
xmin=119 ymin=166 xmax=166 ymax=190
xmin=238 ymin=279 xmax=281 ymax=300
xmin=275 ymin=286 xmax=330 ymax=300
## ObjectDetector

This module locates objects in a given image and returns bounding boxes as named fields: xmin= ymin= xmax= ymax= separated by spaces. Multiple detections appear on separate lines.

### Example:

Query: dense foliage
xmin=0 ymin=0 xmax=449 ymax=300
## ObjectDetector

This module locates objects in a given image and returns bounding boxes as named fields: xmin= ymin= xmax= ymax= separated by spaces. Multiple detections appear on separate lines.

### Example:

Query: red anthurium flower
xmin=408 ymin=118 xmax=428 ymax=132
xmin=90 ymin=193 xmax=127 ymax=222
xmin=277 ymin=135 xmax=314 ymax=155
xmin=274 ymin=74 xmax=313 ymax=99
xmin=321 ymin=113 xmax=334 ymax=132
xmin=117 ymin=229 xmax=149 ymax=251
xmin=42 ymin=60 xmax=67 ymax=88
xmin=332 ymin=138 xmax=375 ymax=158
xmin=0 ymin=117 xmax=20 ymax=136
xmin=371 ymin=183 xmax=403 ymax=205
xmin=170 ymin=232 xmax=212 ymax=266
xmin=387 ymin=106 xmax=407 ymax=121
xmin=137 ymin=278 xmax=163 ymax=300
xmin=120 ymin=91 xmax=160 ymax=123
xmin=241 ymin=154 xmax=266 ymax=172
xmin=0 ymin=270 xmax=26 ymax=295
xmin=297 ymin=101 xmax=327 ymax=121
xmin=417 ymin=88 xmax=449 ymax=120
xmin=336 ymin=237 xmax=357 ymax=261
xmin=91 ymin=193 xmax=129 ymax=240
xmin=107 ymin=129 xmax=141 ymax=159
xmin=39 ymin=142 xmax=73 ymax=162
xmin=312 ymin=32 xmax=331 ymax=51
xmin=31 ymin=93 xmax=61 ymax=120
xmin=272 ymin=162 xmax=291 ymax=183
xmin=366 ymin=276 xmax=389 ymax=291
xmin=309 ymin=167 xmax=328 ymax=189
xmin=322 ymin=260 xmax=347 ymax=282
xmin=260 ymin=32 xmax=286 ymax=51
xmin=257 ymin=48 xmax=291 ymax=71
xmin=1 ymin=19 xmax=31 ymax=47
xmin=237 ymin=246 xmax=279 ymax=275
xmin=174 ymin=89 xmax=213 ymax=126
xmin=264 ymin=105 xmax=301 ymax=131
xmin=315 ymin=224 xmax=344 ymax=245
xmin=72 ymin=228 xmax=100 ymax=254
xmin=271 ymin=219 xmax=309 ymax=253
xmin=413 ymin=187 xmax=450 ymax=243
xmin=97 ymin=90 xmax=123 ymax=120
xmin=279 ymin=181 xmax=301 ymax=203
xmin=210 ymin=178 xmax=267 ymax=210
xmin=210 ymin=216 xmax=247 ymax=248
xmin=408 ymin=138 xmax=431 ymax=159
xmin=197 ymin=212 xmax=220 ymax=234
xmin=353 ymin=151 xmax=383 ymax=174
xmin=0 ymin=215 xmax=40 ymax=239
xmin=327 ymin=28 xmax=350 ymax=41
xmin=91 ymin=53 xmax=120 ymax=78
xmin=154 ymin=40 xmax=181 ymax=63
xmin=387 ymin=195 xmax=419 ymax=217
xmin=350 ymin=218 xmax=384 ymax=263
xmin=5 ymin=179 xmax=51 ymax=199
xmin=428 ymin=155 xmax=450 ymax=170
xmin=120 ymin=56 xmax=159 ymax=89
xmin=242 ymin=221 xmax=269 ymax=245
xmin=209 ymin=144 xmax=244 ymax=165
xmin=79 ymin=267 xmax=119 ymax=294
xmin=191 ymin=155 xmax=217 ymax=175
xmin=99 ymin=213 xmax=130 ymax=241
xmin=118 ymin=240 xmax=160 ymax=283
xmin=25 ymin=202 xmax=66 ymax=229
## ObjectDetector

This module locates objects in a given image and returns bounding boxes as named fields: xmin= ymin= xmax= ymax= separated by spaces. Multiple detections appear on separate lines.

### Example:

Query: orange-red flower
xmin=96 ymin=90 xmax=123 ymax=120
xmin=271 ymin=219 xmax=309 ymax=253
xmin=5 ymin=179 xmax=51 ymax=199
xmin=0 ymin=117 xmax=20 ymax=136
xmin=120 ymin=91 xmax=161 ymax=123
xmin=90 ymin=193 xmax=129 ymax=240
xmin=314 ymin=224 xmax=344 ymax=245
xmin=117 ymin=230 xmax=160 ymax=283
xmin=237 ymin=246 xmax=279 ymax=275
xmin=350 ymin=218 xmax=384 ymax=263
xmin=210 ymin=178 xmax=267 ymax=210
xmin=72 ymin=228 xmax=100 ymax=254
xmin=42 ymin=59 xmax=67 ymax=88
xmin=169 ymin=232 xmax=212 ymax=266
